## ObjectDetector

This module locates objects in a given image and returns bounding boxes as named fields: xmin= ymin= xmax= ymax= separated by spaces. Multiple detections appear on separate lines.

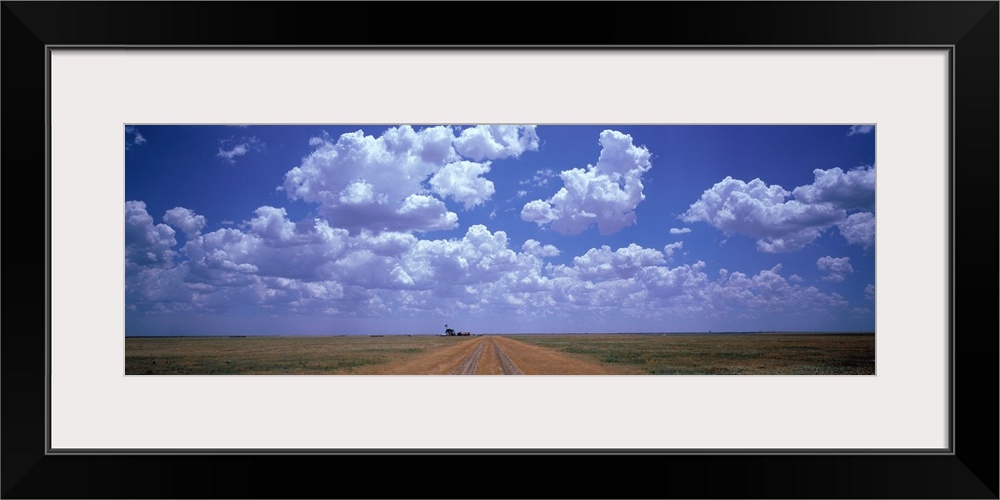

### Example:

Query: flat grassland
xmin=124 ymin=335 xmax=457 ymax=375
xmin=507 ymin=333 xmax=875 ymax=375
xmin=125 ymin=333 xmax=874 ymax=375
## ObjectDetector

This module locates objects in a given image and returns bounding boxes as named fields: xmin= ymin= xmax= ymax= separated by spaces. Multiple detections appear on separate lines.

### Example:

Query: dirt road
xmin=491 ymin=336 xmax=524 ymax=375
xmin=453 ymin=336 xmax=487 ymax=375
xmin=377 ymin=335 xmax=626 ymax=375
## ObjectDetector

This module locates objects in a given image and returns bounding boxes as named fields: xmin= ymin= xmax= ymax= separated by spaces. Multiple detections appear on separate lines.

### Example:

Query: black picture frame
xmin=3 ymin=2 xmax=997 ymax=498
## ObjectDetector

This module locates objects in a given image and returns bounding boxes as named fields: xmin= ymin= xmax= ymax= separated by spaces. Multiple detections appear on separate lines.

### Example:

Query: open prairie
xmin=125 ymin=333 xmax=874 ymax=375
xmin=506 ymin=333 xmax=875 ymax=375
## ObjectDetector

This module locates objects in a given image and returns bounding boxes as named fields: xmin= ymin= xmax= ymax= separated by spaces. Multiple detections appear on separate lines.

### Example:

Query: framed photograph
xmin=121 ymin=122 xmax=879 ymax=379
xmin=4 ymin=2 xmax=996 ymax=498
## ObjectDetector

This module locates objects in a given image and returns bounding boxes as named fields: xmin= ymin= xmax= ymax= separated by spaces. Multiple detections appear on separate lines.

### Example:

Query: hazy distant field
xmin=125 ymin=333 xmax=874 ymax=375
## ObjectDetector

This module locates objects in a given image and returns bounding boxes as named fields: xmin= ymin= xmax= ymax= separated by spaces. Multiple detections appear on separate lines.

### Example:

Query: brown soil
xmin=372 ymin=335 xmax=632 ymax=375
xmin=475 ymin=336 xmax=503 ymax=375
xmin=491 ymin=336 xmax=631 ymax=375
xmin=367 ymin=336 xmax=485 ymax=375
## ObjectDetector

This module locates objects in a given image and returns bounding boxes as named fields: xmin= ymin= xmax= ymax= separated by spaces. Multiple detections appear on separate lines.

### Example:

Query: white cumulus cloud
xmin=817 ymin=256 xmax=854 ymax=282
xmin=429 ymin=160 xmax=495 ymax=209
xmin=180 ymin=207 xmax=351 ymax=286
xmin=282 ymin=126 xmax=469 ymax=234
xmin=126 ymin=201 xmax=177 ymax=268
xmin=682 ymin=176 xmax=843 ymax=252
xmin=682 ymin=166 xmax=875 ymax=252
xmin=283 ymin=125 xmax=541 ymax=233
xmin=400 ymin=225 xmax=522 ymax=288
xmin=353 ymin=230 xmax=418 ymax=257
xmin=669 ymin=227 xmax=691 ymax=235
xmin=163 ymin=207 xmax=207 ymax=237
xmin=453 ymin=125 xmax=539 ymax=161
xmin=395 ymin=195 xmax=459 ymax=232
xmin=552 ymin=244 xmax=665 ymax=281
xmin=838 ymin=211 xmax=875 ymax=249
xmin=791 ymin=166 xmax=875 ymax=211
xmin=522 ymin=239 xmax=560 ymax=257
xmin=663 ymin=241 xmax=683 ymax=261
xmin=182 ymin=228 xmax=264 ymax=286
xmin=521 ymin=130 xmax=652 ymax=235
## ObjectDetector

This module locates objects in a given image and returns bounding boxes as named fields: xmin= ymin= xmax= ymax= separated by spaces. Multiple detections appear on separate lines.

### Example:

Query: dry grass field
xmin=125 ymin=333 xmax=874 ymax=375
xmin=124 ymin=335 xmax=462 ymax=375
xmin=508 ymin=333 xmax=875 ymax=375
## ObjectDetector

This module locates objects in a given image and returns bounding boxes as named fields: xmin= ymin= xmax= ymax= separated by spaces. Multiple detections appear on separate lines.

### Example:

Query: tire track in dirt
xmin=491 ymin=336 xmax=524 ymax=375
xmin=491 ymin=335 xmax=626 ymax=374
xmin=452 ymin=337 xmax=488 ymax=375
xmin=371 ymin=334 xmax=628 ymax=375
xmin=475 ymin=335 xmax=502 ymax=375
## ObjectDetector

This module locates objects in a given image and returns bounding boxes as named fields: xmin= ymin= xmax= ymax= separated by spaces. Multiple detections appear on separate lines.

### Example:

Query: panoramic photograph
xmin=125 ymin=124 xmax=875 ymax=375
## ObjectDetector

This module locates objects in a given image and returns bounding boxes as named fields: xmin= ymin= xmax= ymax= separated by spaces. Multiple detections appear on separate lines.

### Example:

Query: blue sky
xmin=125 ymin=125 xmax=876 ymax=335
